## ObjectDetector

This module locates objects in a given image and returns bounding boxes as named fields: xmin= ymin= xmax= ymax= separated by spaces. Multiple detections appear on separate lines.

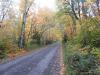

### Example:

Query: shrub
xmin=77 ymin=18 xmax=100 ymax=48
xmin=0 ymin=40 xmax=8 ymax=59
xmin=79 ymin=29 xmax=100 ymax=48
xmin=68 ymin=53 xmax=99 ymax=75
xmin=0 ymin=38 xmax=18 ymax=59
xmin=90 ymin=29 xmax=100 ymax=48
xmin=64 ymin=38 xmax=100 ymax=75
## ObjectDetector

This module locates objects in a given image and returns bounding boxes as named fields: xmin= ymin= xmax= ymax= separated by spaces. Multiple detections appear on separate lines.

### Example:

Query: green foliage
xmin=62 ymin=34 xmax=68 ymax=43
xmin=0 ymin=39 xmax=11 ymax=59
xmin=63 ymin=42 xmax=100 ymax=75
xmin=31 ymin=33 xmax=41 ymax=45
xmin=68 ymin=53 xmax=99 ymax=75
xmin=26 ymin=42 xmax=41 ymax=50
xmin=0 ymin=38 xmax=18 ymax=59
xmin=77 ymin=18 xmax=100 ymax=48
xmin=78 ymin=30 xmax=100 ymax=48
xmin=89 ymin=30 xmax=100 ymax=47
xmin=63 ymin=17 xmax=100 ymax=75
xmin=0 ymin=41 xmax=7 ymax=59
xmin=63 ymin=42 xmax=81 ymax=75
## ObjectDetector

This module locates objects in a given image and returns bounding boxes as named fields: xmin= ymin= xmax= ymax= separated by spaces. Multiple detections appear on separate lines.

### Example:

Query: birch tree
xmin=0 ymin=0 xmax=12 ymax=27
xmin=18 ymin=0 xmax=34 ymax=48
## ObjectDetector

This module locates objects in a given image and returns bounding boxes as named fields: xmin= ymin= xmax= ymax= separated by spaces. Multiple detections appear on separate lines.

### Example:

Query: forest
xmin=0 ymin=0 xmax=100 ymax=75
xmin=0 ymin=0 xmax=62 ymax=59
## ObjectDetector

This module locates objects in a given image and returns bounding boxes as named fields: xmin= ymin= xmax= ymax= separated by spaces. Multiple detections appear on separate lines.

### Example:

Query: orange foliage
xmin=64 ymin=26 xmax=74 ymax=38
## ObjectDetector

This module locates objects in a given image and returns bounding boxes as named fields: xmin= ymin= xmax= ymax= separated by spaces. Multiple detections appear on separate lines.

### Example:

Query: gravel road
xmin=0 ymin=43 xmax=62 ymax=75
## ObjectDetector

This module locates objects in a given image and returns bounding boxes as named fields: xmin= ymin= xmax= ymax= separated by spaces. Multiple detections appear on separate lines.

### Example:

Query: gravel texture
xmin=0 ymin=43 xmax=64 ymax=75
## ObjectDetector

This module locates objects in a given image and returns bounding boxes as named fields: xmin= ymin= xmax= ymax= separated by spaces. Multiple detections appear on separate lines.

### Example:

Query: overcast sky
xmin=14 ymin=0 xmax=57 ymax=11
xmin=34 ymin=0 xmax=57 ymax=11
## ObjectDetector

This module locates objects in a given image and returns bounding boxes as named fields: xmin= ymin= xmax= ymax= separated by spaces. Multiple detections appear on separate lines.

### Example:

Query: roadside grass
xmin=63 ymin=42 xmax=80 ymax=75
xmin=63 ymin=41 xmax=100 ymax=75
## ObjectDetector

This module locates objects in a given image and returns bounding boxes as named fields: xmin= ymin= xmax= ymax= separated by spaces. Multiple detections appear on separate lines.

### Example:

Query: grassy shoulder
xmin=63 ymin=41 xmax=100 ymax=75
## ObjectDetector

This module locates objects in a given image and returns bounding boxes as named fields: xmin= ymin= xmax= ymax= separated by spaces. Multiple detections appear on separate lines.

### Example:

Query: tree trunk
xmin=77 ymin=0 xmax=80 ymax=18
xmin=71 ymin=0 xmax=79 ymax=20
xmin=18 ymin=13 xmax=27 ymax=48
xmin=96 ymin=0 xmax=100 ymax=15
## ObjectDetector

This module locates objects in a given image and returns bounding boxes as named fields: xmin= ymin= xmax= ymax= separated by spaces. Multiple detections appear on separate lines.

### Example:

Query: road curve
xmin=0 ymin=43 xmax=61 ymax=75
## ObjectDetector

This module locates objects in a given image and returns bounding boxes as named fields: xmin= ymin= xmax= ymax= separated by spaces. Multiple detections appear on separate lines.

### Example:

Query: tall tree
xmin=96 ymin=0 xmax=100 ymax=15
xmin=18 ymin=0 xmax=34 ymax=48
xmin=0 ymin=0 xmax=12 ymax=26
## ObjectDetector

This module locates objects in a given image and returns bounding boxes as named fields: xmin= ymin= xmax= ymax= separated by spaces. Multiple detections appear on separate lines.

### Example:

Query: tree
xmin=0 ymin=0 xmax=12 ymax=27
xmin=18 ymin=0 xmax=34 ymax=48
xmin=29 ymin=8 xmax=56 ymax=45
xmin=96 ymin=0 xmax=100 ymax=15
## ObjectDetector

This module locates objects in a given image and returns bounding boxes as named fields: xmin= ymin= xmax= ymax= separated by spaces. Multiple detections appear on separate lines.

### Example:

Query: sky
xmin=34 ymin=0 xmax=57 ymax=11
xmin=14 ymin=0 xmax=57 ymax=11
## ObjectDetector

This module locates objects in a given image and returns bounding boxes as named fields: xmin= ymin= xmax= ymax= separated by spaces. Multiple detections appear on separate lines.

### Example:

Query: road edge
xmin=60 ymin=44 xmax=65 ymax=75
